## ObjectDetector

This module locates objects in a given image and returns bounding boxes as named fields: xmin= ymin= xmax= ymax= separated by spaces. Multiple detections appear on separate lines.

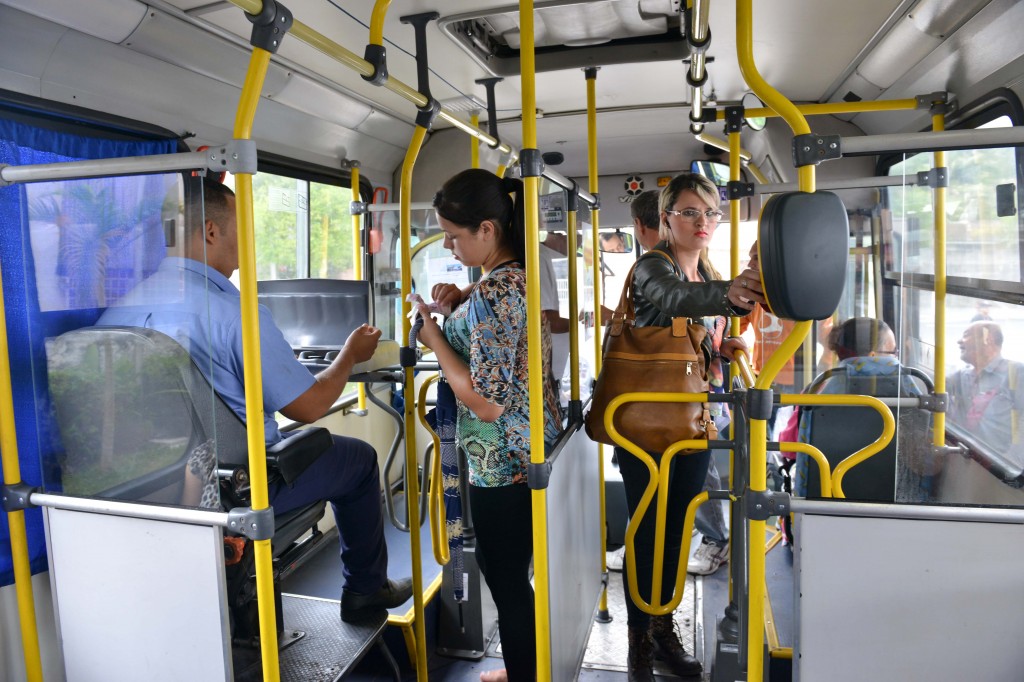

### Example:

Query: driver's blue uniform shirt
xmin=97 ymin=257 xmax=315 ymax=445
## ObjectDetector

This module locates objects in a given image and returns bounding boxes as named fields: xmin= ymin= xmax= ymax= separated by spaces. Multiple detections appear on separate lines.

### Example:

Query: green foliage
xmin=250 ymin=174 xmax=355 ymax=279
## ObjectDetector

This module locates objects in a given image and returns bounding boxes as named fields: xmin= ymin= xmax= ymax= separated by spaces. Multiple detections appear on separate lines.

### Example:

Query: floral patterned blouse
xmin=443 ymin=262 xmax=562 ymax=487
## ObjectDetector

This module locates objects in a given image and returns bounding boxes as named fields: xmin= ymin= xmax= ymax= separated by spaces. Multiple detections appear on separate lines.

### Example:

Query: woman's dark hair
xmin=433 ymin=168 xmax=525 ymax=264
xmin=828 ymin=317 xmax=894 ymax=359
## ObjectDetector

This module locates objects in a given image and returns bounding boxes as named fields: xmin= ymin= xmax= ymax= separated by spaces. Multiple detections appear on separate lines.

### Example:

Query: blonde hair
xmin=658 ymin=172 xmax=722 ymax=279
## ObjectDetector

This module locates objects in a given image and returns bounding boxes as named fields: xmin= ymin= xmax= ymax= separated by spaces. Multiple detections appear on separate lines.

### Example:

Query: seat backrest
xmin=803 ymin=366 xmax=933 ymax=502
xmin=47 ymin=325 xmax=248 ymax=504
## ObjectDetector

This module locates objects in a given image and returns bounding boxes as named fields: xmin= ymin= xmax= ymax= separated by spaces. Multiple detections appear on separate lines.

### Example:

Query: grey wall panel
xmin=795 ymin=512 xmax=1024 ymax=682
xmin=546 ymin=429 xmax=604 ymax=681
xmin=45 ymin=508 xmax=232 ymax=681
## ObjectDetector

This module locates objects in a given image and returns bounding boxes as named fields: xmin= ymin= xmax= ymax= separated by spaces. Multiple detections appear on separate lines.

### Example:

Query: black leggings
xmin=617 ymin=446 xmax=711 ymax=628
xmin=470 ymin=483 xmax=536 ymax=681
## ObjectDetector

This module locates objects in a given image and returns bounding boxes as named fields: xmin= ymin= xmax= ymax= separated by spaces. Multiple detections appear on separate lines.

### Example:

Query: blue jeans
xmin=268 ymin=433 xmax=387 ymax=595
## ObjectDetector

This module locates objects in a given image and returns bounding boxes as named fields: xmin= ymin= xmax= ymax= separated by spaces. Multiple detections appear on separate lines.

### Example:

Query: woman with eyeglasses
xmin=617 ymin=172 xmax=764 ymax=681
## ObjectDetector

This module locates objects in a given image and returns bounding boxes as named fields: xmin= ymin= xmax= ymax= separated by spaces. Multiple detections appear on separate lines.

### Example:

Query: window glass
xmin=310 ymin=182 xmax=355 ymax=279
xmin=887 ymin=116 xmax=1020 ymax=282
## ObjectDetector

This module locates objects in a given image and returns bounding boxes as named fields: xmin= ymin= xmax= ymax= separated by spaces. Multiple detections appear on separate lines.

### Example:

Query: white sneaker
xmin=687 ymin=538 xmax=728 ymax=576
xmin=607 ymin=546 xmax=625 ymax=572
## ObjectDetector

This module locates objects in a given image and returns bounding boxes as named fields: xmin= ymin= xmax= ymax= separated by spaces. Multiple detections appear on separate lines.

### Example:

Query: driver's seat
xmin=46 ymin=325 xmax=332 ymax=640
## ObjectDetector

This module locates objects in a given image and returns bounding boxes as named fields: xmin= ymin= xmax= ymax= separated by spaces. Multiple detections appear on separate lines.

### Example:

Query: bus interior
xmin=1 ymin=0 xmax=1023 ymax=680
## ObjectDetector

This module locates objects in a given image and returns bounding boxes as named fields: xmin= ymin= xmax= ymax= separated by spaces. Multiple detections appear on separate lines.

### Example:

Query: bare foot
xmin=479 ymin=669 xmax=508 ymax=682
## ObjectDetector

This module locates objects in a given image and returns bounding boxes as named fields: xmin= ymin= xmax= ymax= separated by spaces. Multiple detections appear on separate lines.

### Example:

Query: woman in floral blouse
xmin=416 ymin=168 xmax=561 ymax=682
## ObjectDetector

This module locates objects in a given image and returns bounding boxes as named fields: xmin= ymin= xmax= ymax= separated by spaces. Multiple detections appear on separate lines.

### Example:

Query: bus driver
xmin=99 ymin=177 xmax=413 ymax=624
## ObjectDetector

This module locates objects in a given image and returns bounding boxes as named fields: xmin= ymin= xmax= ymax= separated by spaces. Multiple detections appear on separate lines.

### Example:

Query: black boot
xmin=651 ymin=614 xmax=702 ymax=677
xmin=627 ymin=625 xmax=655 ymax=682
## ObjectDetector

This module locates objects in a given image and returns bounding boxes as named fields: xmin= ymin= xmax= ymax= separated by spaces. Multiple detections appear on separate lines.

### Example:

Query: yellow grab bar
xmin=724 ymin=98 xmax=921 ymax=122
xmin=732 ymin=349 xmax=757 ymax=389
xmin=415 ymin=374 xmax=450 ymax=566
xmin=776 ymin=441 xmax=833 ymax=498
xmin=351 ymin=163 xmax=367 ymax=413
xmin=605 ymin=391 xmax=710 ymax=614
xmin=519 ymin=4 xmax=553 ymax=678
xmin=0 ymin=262 xmax=42 ymax=682
xmin=226 ymin=0 xmax=515 ymax=157
xmin=399 ymin=124 xmax=429 ymax=682
xmin=368 ymin=0 xmax=391 ymax=47
xmin=778 ymin=393 xmax=895 ymax=499
xmin=232 ymin=46 xmax=282 ymax=682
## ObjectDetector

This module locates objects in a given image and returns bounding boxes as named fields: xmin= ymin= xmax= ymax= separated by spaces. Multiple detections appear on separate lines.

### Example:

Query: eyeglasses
xmin=664 ymin=208 xmax=725 ymax=222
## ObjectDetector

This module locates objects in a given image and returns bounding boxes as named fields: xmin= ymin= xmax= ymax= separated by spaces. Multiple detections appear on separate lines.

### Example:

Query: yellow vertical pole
xmin=0 ymin=252 xmax=43 ymax=682
xmin=399 ymin=125 xmax=429 ymax=682
xmin=737 ymin=0 xmax=815 ymax=678
xmin=368 ymin=0 xmax=392 ymax=46
xmin=470 ymin=112 xmax=481 ymax=168
xmin=351 ymin=163 xmax=367 ymax=412
xmin=585 ymin=64 xmax=610 ymax=624
xmin=727 ymin=129 xmax=742 ymax=606
xmin=232 ymin=46 xmax=280 ymax=681
xmin=566 ymin=208 xmax=580 ymax=403
xmin=932 ymin=110 xmax=947 ymax=451
xmin=518 ymin=3 xmax=552 ymax=680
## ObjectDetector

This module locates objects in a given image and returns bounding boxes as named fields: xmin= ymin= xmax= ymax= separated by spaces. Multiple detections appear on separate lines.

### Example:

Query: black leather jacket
xmin=632 ymin=242 xmax=741 ymax=328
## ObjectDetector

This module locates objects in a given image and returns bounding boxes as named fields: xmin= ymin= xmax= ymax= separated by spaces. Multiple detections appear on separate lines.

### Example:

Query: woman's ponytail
xmin=434 ymin=169 xmax=525 ymax=265
xmin=501 ymin=176 xmax=526 ymax=265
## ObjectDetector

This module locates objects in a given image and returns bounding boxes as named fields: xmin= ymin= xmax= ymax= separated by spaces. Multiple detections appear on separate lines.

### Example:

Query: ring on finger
xmin=741 ymin=278 xmax=748 ymax=288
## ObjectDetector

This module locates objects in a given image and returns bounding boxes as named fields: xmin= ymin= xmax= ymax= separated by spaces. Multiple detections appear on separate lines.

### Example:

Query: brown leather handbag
xmin=585 ymin=253 xmax=717 ymax=453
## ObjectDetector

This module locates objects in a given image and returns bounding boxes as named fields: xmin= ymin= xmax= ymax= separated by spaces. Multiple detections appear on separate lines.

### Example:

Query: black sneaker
xmin=340 ymin=577 xmax=413 ymax=623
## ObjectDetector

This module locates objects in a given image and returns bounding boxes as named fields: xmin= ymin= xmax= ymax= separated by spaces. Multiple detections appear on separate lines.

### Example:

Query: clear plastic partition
xmin=886 ymin=124 xmax=1024 ymax=507
xmin=32 ymin=174 xmax=230 ymax=509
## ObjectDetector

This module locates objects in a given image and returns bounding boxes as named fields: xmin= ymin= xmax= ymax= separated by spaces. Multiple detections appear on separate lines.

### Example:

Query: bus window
xmin=221 ymin=172 xmax=356 ymax=282
xmin=887 ymin=116 xmax=1020 ymax=282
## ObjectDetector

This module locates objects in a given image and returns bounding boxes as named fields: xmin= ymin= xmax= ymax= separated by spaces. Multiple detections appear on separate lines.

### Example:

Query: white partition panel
xmin=45 ymin=508 xmax=232 ymax=681
xmin=795 ymin=512 xmax=1024 ymax=682
xmin=546 ymin=429 xmax=604 ymax=681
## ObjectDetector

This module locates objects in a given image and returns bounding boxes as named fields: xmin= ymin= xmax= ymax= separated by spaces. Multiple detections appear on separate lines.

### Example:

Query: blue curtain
xmin=0 ymin=115 xmax=177 ymax=587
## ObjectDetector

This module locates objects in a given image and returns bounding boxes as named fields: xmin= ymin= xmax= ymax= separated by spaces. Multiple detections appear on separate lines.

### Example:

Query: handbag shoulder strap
xmin=615 ymin=248 xmax=688 ymax=325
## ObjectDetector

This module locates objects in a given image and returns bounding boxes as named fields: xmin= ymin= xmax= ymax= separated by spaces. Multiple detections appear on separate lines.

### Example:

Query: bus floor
xmin=279 ymin=503 xmax=796 ymax=681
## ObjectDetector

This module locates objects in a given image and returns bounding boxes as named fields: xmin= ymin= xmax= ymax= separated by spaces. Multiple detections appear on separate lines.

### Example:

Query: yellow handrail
xmin=585 ymin=65 xmax=610 ymax=621
xmin=604 ymin=391 xmax=709 ymax=613
xmin=732 ymin=349 xmax=757 ymax=389
xmin=415 ymin=374 xmax=449 ymax=566
xmin=351 ymin=163 xmax=367 ymax=413
xmin=519 ymin=4 xmax=553 ymax=679
xmin=0 ymin=231 xmax=43 ymax=682
xmin=368 ymin=0 xmax=392 ymax=47
xmin=232 ymin=46 xmax=282 ymax=682
xmin=225 ymin=0 xmax=515 ymax=157
xmin=470 ymin=112 xmax=480 ymax=168
xmin=778 ymin=394 xmax=895 ymax=498
xmin=932 ymin=108 xmax=948 ymax=454
xmin=566 ymin=209 xmax=580 ymax=404
xmin=722 ymin=98 xmax=920 ymax=121
xmin=776 ymin=441 xmax=833 ymax=498
xmin=399 ymin=124 xmax=429 ymax=682
xmin=737 ymin=0 xmax=818 ymax=673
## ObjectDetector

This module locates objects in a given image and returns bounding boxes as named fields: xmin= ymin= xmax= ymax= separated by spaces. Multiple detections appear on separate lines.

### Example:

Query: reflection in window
xmin=27 ymin=175 xmax=178 ymax=312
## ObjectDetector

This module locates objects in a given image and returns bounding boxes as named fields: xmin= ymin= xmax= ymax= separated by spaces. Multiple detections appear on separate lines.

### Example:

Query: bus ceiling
xmin=0 ymin=0 xmax=1018 ymax=179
